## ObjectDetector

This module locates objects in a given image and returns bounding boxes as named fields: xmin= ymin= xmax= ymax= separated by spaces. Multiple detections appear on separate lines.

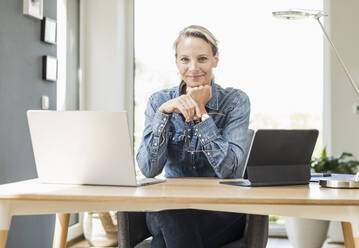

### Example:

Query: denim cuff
xmin=194 ymin=117 xmax=219 ymax=145
xmin=152 ymin=111 xmax=171 ymax=136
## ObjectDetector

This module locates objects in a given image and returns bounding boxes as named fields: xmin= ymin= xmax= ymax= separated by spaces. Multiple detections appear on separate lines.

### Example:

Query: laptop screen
xmin=242 ymin=129 xmax=318 ymax=185
xmin=247 ymin=129 xmax=319 ymax=166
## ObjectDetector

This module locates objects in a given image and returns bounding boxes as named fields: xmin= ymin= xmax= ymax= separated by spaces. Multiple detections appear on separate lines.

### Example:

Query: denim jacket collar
xmin=176 ymin=81 xmax=219 ymax=111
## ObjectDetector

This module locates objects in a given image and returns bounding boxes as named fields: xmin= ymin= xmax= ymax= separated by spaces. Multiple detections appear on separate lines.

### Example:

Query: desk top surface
xmin=0 ymin=178 xmax=358 ymax=205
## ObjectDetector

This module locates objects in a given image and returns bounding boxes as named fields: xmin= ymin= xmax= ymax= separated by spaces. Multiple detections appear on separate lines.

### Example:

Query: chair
xmin=117 ymin=130 xmax=269 ymax=248
xmin=117 ymin=212 xmax=268 ymax=248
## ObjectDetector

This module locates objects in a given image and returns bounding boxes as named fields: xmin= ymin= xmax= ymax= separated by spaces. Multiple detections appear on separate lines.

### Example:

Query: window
xmin=135 ymin=0 xmax=323 ymax=157
xmin=135 ymin=0 xmax=323 ymax=235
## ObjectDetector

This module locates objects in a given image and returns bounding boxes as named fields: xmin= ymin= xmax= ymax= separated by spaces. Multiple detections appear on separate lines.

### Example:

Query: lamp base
xmin=319 ymin=179 xmax=359 ymax=188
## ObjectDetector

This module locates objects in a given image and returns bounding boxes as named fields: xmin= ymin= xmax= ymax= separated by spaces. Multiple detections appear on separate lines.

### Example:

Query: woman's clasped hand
xmin=158 ymin=85 xmax=211 ymax=122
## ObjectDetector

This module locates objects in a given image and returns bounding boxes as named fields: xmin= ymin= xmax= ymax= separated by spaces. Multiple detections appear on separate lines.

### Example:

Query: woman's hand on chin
xmin=187 ymin=85 xmax=212 ymax=115
xmin=158 ymin=95 xmax=201 ymax=122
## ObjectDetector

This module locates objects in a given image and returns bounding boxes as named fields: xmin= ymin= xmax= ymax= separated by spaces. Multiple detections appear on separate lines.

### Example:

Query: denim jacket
xmin=136 ymin=82 xmax=250 ymax=179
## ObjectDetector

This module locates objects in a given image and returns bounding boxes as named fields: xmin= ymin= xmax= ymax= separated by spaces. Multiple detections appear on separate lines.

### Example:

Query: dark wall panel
xmin=0 ymin=0 xmax=57 ymax=247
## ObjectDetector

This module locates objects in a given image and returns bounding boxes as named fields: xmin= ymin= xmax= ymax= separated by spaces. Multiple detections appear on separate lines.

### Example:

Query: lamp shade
xmin=272 ymin=10 xmax=310 ymax=20
xmin=272 ymin=10 xmax=326 ymax=20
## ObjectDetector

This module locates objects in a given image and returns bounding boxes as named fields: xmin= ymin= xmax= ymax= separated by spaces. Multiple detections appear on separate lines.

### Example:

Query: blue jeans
xmin=146 ymin=209 xmax=246 ymax=248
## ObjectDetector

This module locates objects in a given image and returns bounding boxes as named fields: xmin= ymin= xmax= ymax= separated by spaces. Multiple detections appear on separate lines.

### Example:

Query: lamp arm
xmin=316 ymin=17 xmax=359 ymax=97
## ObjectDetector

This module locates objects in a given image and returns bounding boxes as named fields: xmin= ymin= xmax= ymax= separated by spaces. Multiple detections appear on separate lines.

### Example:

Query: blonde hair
xmin=173 ymin=25 xmax=218 ymax=57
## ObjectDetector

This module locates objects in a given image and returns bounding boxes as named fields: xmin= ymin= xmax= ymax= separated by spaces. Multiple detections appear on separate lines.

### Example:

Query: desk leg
xmin=0 ymin=231 xmax=8 ymax=248
xmin=342 ymin=222 xmax=359 ymax=248
xmin=0 ymin=201 xmax=11 ymax=248
xmin=52 ymin=213 xmax=70 ymax=248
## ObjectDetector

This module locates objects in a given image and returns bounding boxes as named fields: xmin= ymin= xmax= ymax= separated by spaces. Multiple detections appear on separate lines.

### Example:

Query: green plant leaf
xmin=321 ymin=147 xmax=327 ymax=158
xmin=311 ymin=148 xmax=359 ymax=174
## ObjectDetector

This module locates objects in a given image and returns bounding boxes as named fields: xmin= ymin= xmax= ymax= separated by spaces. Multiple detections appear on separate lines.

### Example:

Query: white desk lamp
xmin=273 ymin=9 xmax=359 ymax=188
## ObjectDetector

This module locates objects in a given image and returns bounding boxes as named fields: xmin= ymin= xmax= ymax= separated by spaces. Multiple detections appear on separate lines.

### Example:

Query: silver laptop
xmin=27 ymin=110 xmax=165 ymax=186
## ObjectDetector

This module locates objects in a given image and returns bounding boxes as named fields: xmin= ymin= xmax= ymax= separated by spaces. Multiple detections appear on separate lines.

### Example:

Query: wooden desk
xmin=0 ymin=178 xmax=359 ymax=248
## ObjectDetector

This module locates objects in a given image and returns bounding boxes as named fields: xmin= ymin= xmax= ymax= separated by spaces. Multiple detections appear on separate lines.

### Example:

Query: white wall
xmin=324 ymin=0 xmax=359 ymax=158
xmin=80 ymin=0 xmax=134 ymax=132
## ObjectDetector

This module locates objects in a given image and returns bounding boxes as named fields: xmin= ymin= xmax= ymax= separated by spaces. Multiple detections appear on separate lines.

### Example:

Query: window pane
xmin=135 ymin=0 xmax=323 ymax=159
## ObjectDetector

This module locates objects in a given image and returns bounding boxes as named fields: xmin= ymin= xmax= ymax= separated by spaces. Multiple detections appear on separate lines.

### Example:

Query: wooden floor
xmin=68 ymin=237 xmax=345 ymax=248
xmin=267 ymin=238 xmax=344 ymax=248
xmin=68 ymin=239 xmax=88 ymax=248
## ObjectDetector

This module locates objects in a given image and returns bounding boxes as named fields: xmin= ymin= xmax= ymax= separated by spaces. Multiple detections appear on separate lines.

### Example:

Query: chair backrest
xmin=221 ymin=214 xmax=269 ymax=248
xmin=117 ymin=212 xmax=269 ymax=248
xmin=233 ymin=129 xmax=255 ymax=178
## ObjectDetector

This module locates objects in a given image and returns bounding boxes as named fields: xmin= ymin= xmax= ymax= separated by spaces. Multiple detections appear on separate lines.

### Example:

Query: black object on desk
xmin=221 ymin=129 xmax=319 ymax=187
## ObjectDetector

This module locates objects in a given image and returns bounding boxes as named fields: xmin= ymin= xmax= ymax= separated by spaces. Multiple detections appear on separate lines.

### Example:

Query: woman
xmin=136 ymin=25 xmax=250 ymax=248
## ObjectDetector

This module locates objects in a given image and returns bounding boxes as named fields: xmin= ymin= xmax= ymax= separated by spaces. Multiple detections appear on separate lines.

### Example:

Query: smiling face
xmin=176 ymin=37 xmax=219 ymax=88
